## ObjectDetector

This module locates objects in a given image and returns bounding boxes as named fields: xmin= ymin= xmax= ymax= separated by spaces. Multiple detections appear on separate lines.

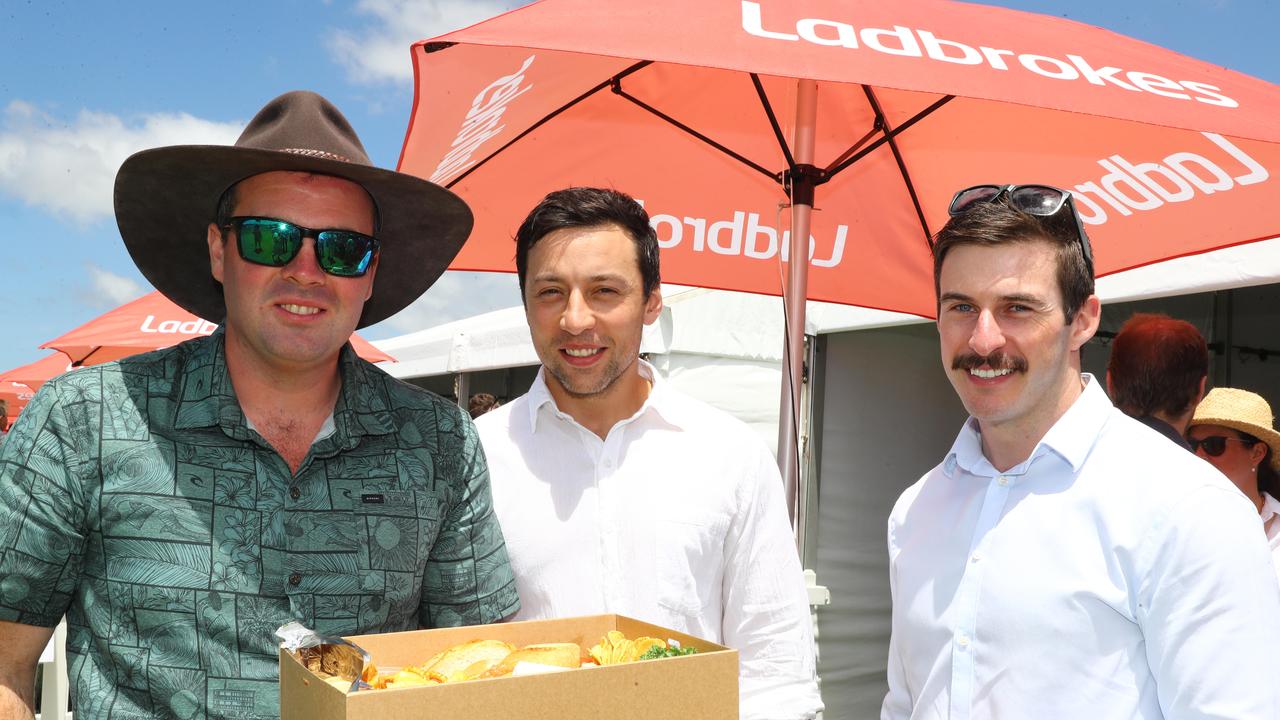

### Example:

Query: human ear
xmin=642 ymin=286 xmax=664 ymax=326
xmin=208 ymin=223 xmax=226 ymax=283
xmin=1069 ymin=295 xmax=1102 ymax=351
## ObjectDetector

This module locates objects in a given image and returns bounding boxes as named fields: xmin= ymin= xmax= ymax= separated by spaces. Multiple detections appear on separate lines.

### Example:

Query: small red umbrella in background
xmin=1 ymin=381 xmax=36 ymax=427
xmin=0 ymin=353 xmax=72 ymax=425
xmin=41 ymin=291 xmax=394 ymax=366
xmin=0 ymin=352 xmax=73 ymax=392
xmin=400 ymin=0 xmax=1280 ymax=524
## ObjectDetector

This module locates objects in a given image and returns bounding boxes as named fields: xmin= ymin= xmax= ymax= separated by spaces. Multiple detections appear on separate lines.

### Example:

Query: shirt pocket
xmin=295 ymin=490 xmax=422 ymax=603
xmin=353 ymin=489 xmax=427 ymax=576
xmin=654 ymin=518 xmax=719 ymax=618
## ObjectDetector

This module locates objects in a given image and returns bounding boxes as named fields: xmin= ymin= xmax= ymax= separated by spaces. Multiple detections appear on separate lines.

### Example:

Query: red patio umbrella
xmin=1 ymin=381 xmax=36 ymax=427
xmin=41 ymin=291 xmax=395 ymax=365
xmin=0 ymin=352 xmax=73 ymax=392
xmin=0 ymin=354 xmax=72 ymax=425
xmin=399 ymin=0 xmax=1280 ymax=523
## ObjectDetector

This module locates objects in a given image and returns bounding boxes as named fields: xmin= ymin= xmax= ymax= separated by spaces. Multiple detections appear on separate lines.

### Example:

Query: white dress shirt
xmin=883 ymin=376 xmax=1280 ymax=720
xmin=476 ymin=362 xmax=822 ymax=720
xmin=1259 ymin=491 xmax=1280 ymax=584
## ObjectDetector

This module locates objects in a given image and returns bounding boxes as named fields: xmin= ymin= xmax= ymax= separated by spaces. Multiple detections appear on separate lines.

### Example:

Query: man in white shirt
xmin=475 ymin=187 xmax=822 ymax=720
xmin=882 ymin=184 xmax=1280 ymax=720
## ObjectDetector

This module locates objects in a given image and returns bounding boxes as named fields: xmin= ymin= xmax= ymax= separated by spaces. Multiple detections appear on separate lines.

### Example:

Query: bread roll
xmin=420 ymin=639 xmax=516 ymax=682
xmin=480 ymin=643 xmax=583 ymax=678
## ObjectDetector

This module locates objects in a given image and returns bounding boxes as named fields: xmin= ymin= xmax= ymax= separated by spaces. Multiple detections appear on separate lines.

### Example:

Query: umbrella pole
xmin=778 ymin=79 xmax=818 ymax=542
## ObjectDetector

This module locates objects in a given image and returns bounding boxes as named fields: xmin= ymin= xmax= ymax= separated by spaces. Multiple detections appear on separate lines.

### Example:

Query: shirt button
xmin=288 ymin=573 xmax=302 ymax=587
xmin=970 ymin=552 xmax=983 ymax=563
xmin=956 ymin=632 xmax=971 ymax=648
xmin=996 ymin=476 xmax=1009 ymax=487
xmin=290 ymin=486 xmax=301 ymax=500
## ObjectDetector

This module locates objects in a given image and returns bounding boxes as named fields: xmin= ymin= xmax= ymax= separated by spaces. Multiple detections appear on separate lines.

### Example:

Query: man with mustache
xmin=880 ymin=185 xmax=1280 ymax=719
xmin=0 ymin=91 xmax=518 ymax=720
xmin=474 ymin=187 xmax=823 ymax=720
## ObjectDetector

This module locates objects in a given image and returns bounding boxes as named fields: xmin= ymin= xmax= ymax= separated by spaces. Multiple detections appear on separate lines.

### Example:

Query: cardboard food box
xmin=279 ymin=614 xmax=738 ymax=719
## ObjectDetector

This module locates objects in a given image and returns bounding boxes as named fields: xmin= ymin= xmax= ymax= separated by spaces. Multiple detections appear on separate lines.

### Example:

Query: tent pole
xmin=778 ymin=79 xmax=818 ymax=536
xmin=454 ymin=371 xmax=470 ymax=410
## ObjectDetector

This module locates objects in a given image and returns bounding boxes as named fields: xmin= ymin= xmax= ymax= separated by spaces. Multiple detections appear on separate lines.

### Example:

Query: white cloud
xmin=82 ymin=263 xmax=146 ymax=307
xmin=0 ymin=100 xmax=243 ymax=225
xmin=369 ymin=270 xmax=520 ymax=337
xmin=330 ymin=0 xmax=523 ymax=86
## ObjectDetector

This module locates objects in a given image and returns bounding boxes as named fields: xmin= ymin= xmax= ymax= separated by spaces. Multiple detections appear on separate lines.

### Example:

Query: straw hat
xmin=114 ymin=90 xmax=473 ymax=329
xmin=1190 ymin=388 xmax=1280 ymax=471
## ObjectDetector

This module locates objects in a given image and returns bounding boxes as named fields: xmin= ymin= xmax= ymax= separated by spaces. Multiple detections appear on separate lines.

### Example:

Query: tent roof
xmin=375 ymin=236 xmax=1280 ymax=378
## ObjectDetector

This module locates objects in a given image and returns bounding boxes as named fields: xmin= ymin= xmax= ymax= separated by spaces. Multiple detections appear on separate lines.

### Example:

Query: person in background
xmin=0 ymin=400 xmax=8 ymax=442
xmin=882 ymin=183 xmax=1280 ymax=719
xmin=1188 ymin=387 xmax=1280 ymax=579
xmin=468 ymin=392 xmax=501 ymax=419
xmin=1105 ymin=312 xmax=1208 ymax=450
xmin=474 ymin=187 xmax=822 ymax=720
xmin=0 ymin=91 xmax=518 ymax=720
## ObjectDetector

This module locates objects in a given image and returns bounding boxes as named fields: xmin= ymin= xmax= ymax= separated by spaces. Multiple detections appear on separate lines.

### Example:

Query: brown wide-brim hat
xmin=114 ymin=90 xmax=473 ymax=329
xmin=1190 ymin=387 xmax=1280 ymax=471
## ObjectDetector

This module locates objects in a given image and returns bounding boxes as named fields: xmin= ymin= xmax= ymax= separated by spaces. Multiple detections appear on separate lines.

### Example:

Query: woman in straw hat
xmin=1188 ymin=387 xmax=1280 ymax=571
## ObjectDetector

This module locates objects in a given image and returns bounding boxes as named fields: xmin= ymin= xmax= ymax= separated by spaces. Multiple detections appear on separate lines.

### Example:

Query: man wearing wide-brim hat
xmin=0 ymin=91 xmax=519 ymax=720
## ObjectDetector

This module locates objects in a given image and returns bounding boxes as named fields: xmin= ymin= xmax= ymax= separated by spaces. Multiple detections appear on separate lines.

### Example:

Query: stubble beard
xmin=548 ymin=352 xmax=635 ymax=400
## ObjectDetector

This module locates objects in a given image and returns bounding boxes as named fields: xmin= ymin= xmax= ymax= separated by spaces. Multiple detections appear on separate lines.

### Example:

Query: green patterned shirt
xmin=0 ymin=330 xmax=519 ymax=719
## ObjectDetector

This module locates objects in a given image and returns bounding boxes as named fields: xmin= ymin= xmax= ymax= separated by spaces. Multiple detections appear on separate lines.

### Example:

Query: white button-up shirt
xmin=476 ymin=362 xmax=821 ymax=720
xmin=883 ymin=376 xmax=1280 ymax=720
xmin=1259 ymin=491 xmax=1280 ymax=583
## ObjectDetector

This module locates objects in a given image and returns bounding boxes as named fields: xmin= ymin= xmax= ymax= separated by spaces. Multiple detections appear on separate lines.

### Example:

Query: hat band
xmin=280 ymin=148 xmax=353 ymax=163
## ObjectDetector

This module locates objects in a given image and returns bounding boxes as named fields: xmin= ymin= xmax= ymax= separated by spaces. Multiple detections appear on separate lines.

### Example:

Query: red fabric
xmin=400 ymin=0 xmax=1280 ymax=317
xmin=0 ymin=352 xmax=72 ymax=391
xmin=0 ymin=381 xmax=36 ymax=425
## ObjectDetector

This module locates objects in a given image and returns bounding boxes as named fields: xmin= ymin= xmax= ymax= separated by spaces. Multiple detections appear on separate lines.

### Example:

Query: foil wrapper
xmin=277 ymin=621 xmax=373 ymax=693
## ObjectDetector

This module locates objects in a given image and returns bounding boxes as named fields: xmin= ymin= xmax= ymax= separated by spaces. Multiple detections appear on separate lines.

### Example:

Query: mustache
xmin=951 ymin=351 xmax=1028 ymax=373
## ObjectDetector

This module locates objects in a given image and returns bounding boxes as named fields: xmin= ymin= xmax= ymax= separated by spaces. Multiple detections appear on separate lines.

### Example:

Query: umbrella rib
xmin=445 ymin=60 xmax=654 ymax=189
xmin=749 ymin=73 xmax=796 ymax=171
xmin=824 ymin=123 xmax=883 ymax=172
xmin=824 ymin=94 xmax=954 ymax=179
xmin=862 ymin=86 xmax=933 ymax=243
xmin=72 ymin=347 xmax=100 ymax=368
xmin=612 ymin=86 xmax=778 ymax=182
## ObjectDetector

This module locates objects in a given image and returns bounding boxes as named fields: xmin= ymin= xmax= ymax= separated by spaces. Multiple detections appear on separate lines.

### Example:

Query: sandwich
xmin=418 ymin=639 xmax=517 ymax=682
xmin=480 ymin=643 xmax=585 ymax=678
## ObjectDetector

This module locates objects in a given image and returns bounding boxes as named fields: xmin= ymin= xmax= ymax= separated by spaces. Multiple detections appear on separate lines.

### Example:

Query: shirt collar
xmin=172 ymin=329 xmax=241 ymax=433
xmin=173 ymin=329 xmax=395 ymax=445
xmin=1261 ymin=492 xmax=1280 ymax=524
xmin=945 ymin=373 xmax=1110 ymax=478
xmin=526 ymin=358 xmax=682 ymax=434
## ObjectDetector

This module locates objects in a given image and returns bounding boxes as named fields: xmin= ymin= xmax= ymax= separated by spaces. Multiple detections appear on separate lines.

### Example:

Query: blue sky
xmin=1 ymin=0 xmax=1277 ymax=374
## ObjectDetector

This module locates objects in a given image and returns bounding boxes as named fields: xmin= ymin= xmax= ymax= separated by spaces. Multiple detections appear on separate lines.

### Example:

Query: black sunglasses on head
xmin=223 ymin=216 xmax=379 ymax=277
xmin=947 ymin=184 xmax=1094 ymax=278
xmin=1188 ymin=435 xmax=1255 ymax=457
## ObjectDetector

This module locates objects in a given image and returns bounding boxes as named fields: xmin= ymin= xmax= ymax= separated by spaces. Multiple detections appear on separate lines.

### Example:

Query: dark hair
xmin=468 ymin=393 xmax=500 ymax=419
xmin=931 ymin=199 xmax=1093 ymax=321
xmin=514 ymin=187 xmax=660 ymax=298
xmin=1233 ymin=429 xmax=1280 ymax=499
xmin=214 ymin=184 xmax=238 ymax=232
xmin=1107 ymin=313 xmax=1208 ymax=418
